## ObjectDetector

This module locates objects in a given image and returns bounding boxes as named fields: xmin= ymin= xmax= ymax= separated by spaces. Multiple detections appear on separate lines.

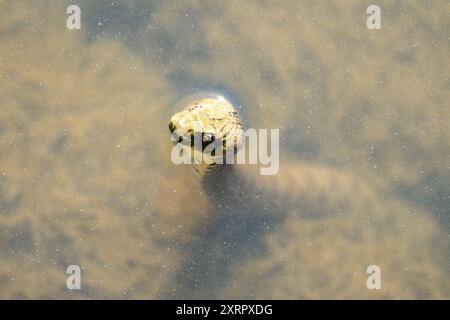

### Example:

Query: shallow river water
xmin=0 ymin=1 xmax=449 ymax=299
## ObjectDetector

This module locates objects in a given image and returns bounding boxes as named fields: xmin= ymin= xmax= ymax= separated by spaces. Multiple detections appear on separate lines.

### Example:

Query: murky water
xmin=0 ymin=0 xmax=449 ymax=299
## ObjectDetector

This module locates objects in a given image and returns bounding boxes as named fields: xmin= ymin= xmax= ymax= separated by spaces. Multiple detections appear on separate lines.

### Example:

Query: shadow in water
xmin=165 ymin=165 xmax=284 ymax=299
xmin=395 ymin=172 xmax=450 ymax=229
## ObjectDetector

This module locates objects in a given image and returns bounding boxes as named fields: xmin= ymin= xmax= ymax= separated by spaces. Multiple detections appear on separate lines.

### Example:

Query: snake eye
xmin=202 ymin=133 xmax=215 ymax=143
xmin=201 ymin=133 xmax=216 ymax=151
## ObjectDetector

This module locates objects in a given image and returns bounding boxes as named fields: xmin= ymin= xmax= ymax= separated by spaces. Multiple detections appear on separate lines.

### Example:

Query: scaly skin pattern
xmin=169 ymin=97 xmax=244 ymax=173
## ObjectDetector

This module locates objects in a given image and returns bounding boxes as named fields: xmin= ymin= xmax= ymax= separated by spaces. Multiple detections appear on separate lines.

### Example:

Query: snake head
xmin=169 ymin=96 xmax=244 ymax=165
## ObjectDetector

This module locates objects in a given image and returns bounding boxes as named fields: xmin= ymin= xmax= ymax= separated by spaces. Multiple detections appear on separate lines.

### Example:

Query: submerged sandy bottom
xmin=0 ymin=1 xmax=448 ymax=299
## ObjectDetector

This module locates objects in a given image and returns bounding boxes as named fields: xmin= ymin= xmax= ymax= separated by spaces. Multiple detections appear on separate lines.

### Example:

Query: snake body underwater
xmin=168 ymin=95 xmax=371 ymax=205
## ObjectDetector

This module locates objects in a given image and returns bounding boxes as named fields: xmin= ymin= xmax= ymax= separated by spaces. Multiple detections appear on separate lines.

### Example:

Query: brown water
xmin=0 ymin=0 xmax=449 ymax=299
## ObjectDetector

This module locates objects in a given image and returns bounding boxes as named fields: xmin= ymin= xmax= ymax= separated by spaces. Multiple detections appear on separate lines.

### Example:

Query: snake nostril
xmin=169 ymin=122 xmax=176 ymax=134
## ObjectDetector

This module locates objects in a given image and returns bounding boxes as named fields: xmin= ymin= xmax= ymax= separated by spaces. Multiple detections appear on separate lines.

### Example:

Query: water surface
xmin=0 ymin=0 xmax=449 ymax=299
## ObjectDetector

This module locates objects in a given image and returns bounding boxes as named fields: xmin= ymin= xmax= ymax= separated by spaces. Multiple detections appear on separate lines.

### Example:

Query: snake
xmin=166 ymin=95 xmax=448 ymax=299
xmin=167 ymin=95 xmax=372 ymax=205
xmin=168 ymin=95 xmax=369 ymax=198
